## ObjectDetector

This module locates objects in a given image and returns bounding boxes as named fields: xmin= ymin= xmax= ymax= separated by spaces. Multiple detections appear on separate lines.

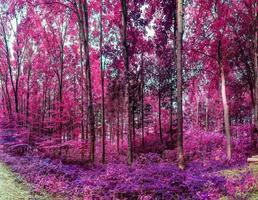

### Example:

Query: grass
xmin=0 ymin=162 xmax=51 ymax=200
xmin=220 ymin=163 xmax=258 ymax=177
xmin=249 ymin=163 xmax=258 ymax=176
xmin=220 ymin=167 xmax=247 ymax=178
xmin=248 ymin=164 xmax=258 ymax=200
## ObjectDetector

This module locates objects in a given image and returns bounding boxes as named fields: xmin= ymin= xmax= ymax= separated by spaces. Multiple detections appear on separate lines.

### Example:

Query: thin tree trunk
xmin=169 ymin=84 xmax=173 ymax=142
xmin=121 ymin=111 xmax=124 ymax=145
xmin=205 ymin=96 xmax=209 ymax=131
xmin=0 ymin=79 xmax=9 ymax=116
xmin=254 ymin=1 xmax=258 ymax=130
xmin=141 ymin=58 xmax=145 ymax=147
xmin=121 ymin=0 xmax=133 ymax=165
xmin=100 ymin=0 xmax=106 ymax=163
xmin=4 ymin=74 xmax=12 ymax=117
xmin=158 ymin=91 xmax=163 ymax=143
xmin=58 ymin=32 xmax=65 ymax=145
xmin=132 ymin=105 xmax=136 ymax=148
xmin=110 ymin=120 xmax=114 ymax=143
xmin=80 ymin=1 xmax=96 ymax=163
xmin=218 ymin=40 xmax=231 ymax=160
xmin=252 ymin=1 xmax=257 ymax=152
xmin=176 ymin=0 xmax=185 ymax=170
xmin=196 ymin=94 xmax=199 ymax=126
xmin=14 ymin=15 xmax=22 ymax=115
xmin=26 ymin=63 xmax=32 ymax=144
xmin=1 ymin=22 xmax=15 ymax=116
xmin=117 ymin=110 xmax=120 ymax=153
xmin=170 ymin=9 xmax=177 ymax=144
xmin=79 ymin=27 xmax=85 ymax=142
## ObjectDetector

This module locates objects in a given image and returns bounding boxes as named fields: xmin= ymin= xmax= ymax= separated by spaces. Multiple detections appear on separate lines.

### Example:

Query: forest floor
xmin=0 ymin=151 xmax=257 ymax=200
xmin=0 ymin=127 xmax=257 ymax=199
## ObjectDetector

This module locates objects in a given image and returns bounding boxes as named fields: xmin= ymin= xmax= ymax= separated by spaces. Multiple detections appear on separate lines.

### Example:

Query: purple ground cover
xmin=0 ymin=125 xmax=257 ymax=200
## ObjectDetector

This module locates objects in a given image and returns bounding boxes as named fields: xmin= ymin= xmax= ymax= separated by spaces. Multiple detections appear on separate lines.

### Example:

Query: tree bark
xmin=26 ymin=59 xmax=32 ymax=143
xmin=73 ymin=0 xmax=95 ymax=162
xmin=76 ymin=0 xmax=96 ymax=163
xmin=253 ymin=1 xmax=258 ymax=152
xmin=117 ymin=110 xmax=120 ymax=153
xmin=170 ymin=10 xmax=177 ymax=143
xmin=141 ymin=56 xmax=145 ymax=147
xmin=218 ymin=40 xmax=231 ymax=160
xmin=176 ymin=0 xmax=185 ymax=170
xmin=1 ymin=22 xmax=15 ymax=116
xmin=121 ymin=111 xmax=124 ymax=145
xmin=121 ymin=0 xmax=133 ymax=165
xmin=158 ymin=91 xmax=163 ymax=143
xmin=196 ymin=94 xmax=199 ymax=126
xmin=4 ymin=74 xmax=12 ymax=117
xmin=205 ymin=96 xmax=209 ymax=131
xmin=132 ymin=104 xmax=136 ymax=148
xmin=254 ymin=1 xmax=258 ymax=130
xmin=100 ymin=0 xmax=106 ymax=163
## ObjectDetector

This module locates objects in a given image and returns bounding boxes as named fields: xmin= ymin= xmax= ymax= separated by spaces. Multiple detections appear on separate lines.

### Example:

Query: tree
xmin=176 ymin=0 xmax=185 ymax=170
xmin=99 ymin=0 xmax=106 ymax=164
xmin=73 ymin=0 xmax=96 ymax=163
xmin=121 ymin=0 xmax=133 ymax=165
xmin=254 ymin=1 xmax=258 ymax=130
xmin=218 ymin=39 xmax=231 ymax=160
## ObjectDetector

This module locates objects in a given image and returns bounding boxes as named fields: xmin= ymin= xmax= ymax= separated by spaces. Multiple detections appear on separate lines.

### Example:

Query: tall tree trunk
xmin=121 ymin=111 xmax=124 ymax=145
xmin=254 ymin=1 xmax=258 ymax=130
xmin=121 ymin=0 xmax=133 ymax=165
xmin=158 ymin=91 xmax=163 ymax=143
xmin=117 ymin=110 xmax=120 ymax=153
xmin=141 ymin=56 xmax=145 ymax=147
xmin=169 ymin=84 xmax=173 ymax=142
xmin=4 ymin=74 xmax=12 ymax=117
xmin=82 ymin=1 xmax=96 ymax=163
xmin=58 ymin=30 xmax=65 ymax=144
xmin=73 ymin=0 xmax=94 ymax=161
xmin=14 ymin=15 xmax=22 ymax=115
xmin=79 ymin=24 xmax=85 ymax=142
xmin=253 ymin=1 xmax=258 ymax=152
xmin=1 ymin=22 xmax=15 ymax=116
xmin=26 ymin=63 xmax=32 ymax=144
xmin=74 ymin=0 xmax=86 ymax=158
xmin=0 ymin=78 xmax=10 ymax=117
xmin=196 ymin=94 xmax=199 ymax=126
xmin=176 ymin=0 xmax=185 ymax=170
xmin=205 ymin=96 xmax=209 ymax=132
xmin=100 ymin=0 xmax=106 ymax=163
xmin=132 ymin=105 xmax=136 ymax=148
xmin=218 ymin=40 xmax=231 ymax=160
xmin=170 ymin=9 xmax=177 ymax=144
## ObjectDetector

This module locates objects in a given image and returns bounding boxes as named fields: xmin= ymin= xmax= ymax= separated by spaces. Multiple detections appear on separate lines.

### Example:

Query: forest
xmin=0 ymin=0 xmax=257 ymax=199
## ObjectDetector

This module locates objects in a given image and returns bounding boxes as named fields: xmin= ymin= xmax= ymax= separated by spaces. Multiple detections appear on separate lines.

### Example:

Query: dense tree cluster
xmin=0 ymin=0 xmax=257 ymax=169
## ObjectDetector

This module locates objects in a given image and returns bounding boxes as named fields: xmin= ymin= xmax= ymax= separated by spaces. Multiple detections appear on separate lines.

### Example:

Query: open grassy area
xmin=0 ymin=162 xmax=51 ymax=200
